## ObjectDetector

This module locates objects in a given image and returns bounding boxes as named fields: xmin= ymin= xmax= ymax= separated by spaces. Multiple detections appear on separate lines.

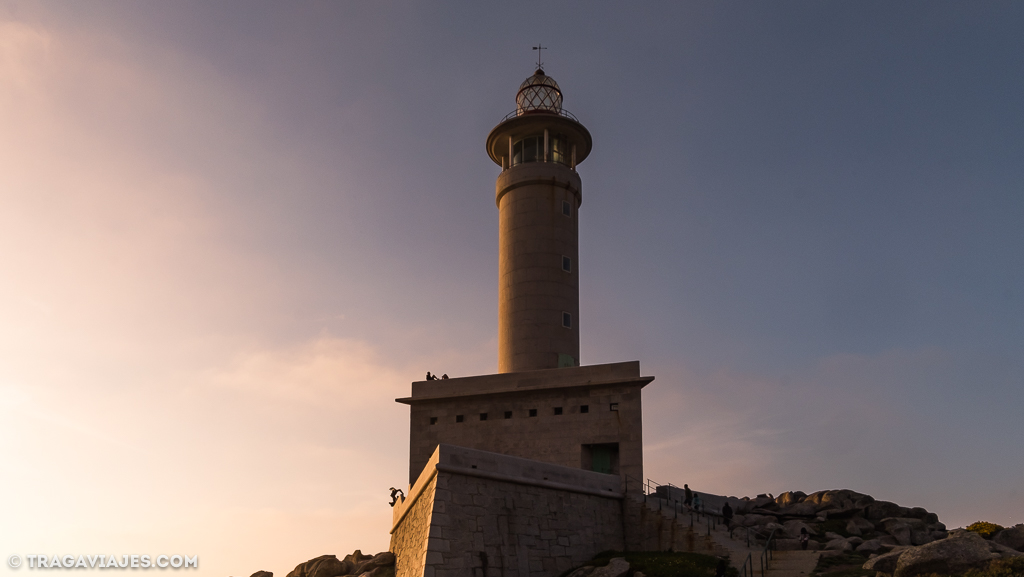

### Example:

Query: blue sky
xmin=1 ymin=2 xmax=1021 ymax=575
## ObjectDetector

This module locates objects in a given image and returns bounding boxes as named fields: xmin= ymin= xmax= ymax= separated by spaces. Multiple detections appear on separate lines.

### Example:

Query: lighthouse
xmin=485 ymin=69 xmax=593 ymax=373
xmin=398 ymin=67 xmax=650 ymax=494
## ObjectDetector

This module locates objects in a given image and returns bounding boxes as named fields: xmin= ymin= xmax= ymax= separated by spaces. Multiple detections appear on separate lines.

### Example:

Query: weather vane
xmin=532 ymin=44 xmax=546 ymax=70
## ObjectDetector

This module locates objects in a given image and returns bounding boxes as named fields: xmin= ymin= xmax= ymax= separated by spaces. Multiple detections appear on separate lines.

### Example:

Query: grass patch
xmin=578 ymin=551 xmax=737 ymax=577
xmin=811 ymin=553 xmax=872 ymax=577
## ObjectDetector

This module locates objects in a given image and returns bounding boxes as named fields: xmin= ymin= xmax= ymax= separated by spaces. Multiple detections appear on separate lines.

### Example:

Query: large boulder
xmin=846 ymin=516 xmax=875 ymax=536
xmin=866 ymin=501 xmax=903 ymax=520
xmin=856 ymin=539 xmax=885 ymax=555
xmin=783 ymin=520 xmax=816 ymax=539
xmin=778 ymin=502 xmax=817 ymax=517
xmin=994 ymin=525 xmax=1024 ymax=552
xmin=350 ymin=552 xmax=396 ymax=577
xmin=287 ymin=556 xmax=352 ymax=577
xmin=891 ymin=531 xmax=999 ymax=577
xmin=776 ymin=491 xmax=806 ymax=508
xmin=251 ymin=572 xmax=273 ymax=577
xmin=863 ymin=549 xmax=906 ymax=575
xmin=825 ymin=538 xmax=854 ymax=552
xmin=880 ymin=519 xmax=915 ymax=546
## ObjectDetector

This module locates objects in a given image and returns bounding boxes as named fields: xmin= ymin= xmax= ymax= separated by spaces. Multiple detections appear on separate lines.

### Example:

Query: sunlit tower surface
xmin=485 ymin=69 xmax=593 ymax=373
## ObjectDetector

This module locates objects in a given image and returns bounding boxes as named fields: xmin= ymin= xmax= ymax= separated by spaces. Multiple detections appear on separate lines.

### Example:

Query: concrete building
xmin=397 ymin=67 xmax=654 ymax=494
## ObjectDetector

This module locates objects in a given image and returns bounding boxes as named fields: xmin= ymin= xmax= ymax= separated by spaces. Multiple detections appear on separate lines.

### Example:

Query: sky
xmin=1 ymin=1 xmax=1022 ymax=575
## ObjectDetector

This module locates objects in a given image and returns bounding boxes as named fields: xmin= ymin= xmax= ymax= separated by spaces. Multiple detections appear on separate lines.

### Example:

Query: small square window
xmin=609 ymin=403 xmax=619 ymax=411
xmin=480 ymin=413 xmax=488 ymax=421
xmin=456 ymin=415 xmax=464 ymax=423
xmin=504 ymin=411 xmax=513 ymax=419
xmin=562 ymin=312 xmax=572 ymax=328
xmin=562 ymin=200 xmax=571 ymax=217
xmin=429 ymin=417 xmax=438 ymax=425
xmin=529 ymin=409 xmax=537 ymax=417
xmin=554 ymin=407 xmax=563 ymax=416
xmin=562 ymin=256 xmax=572 ymax=273
xmin=580 ymin=405 xmax=589 ymax=414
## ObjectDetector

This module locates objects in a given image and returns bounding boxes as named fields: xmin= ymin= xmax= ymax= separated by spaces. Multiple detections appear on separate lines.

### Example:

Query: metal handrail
xmin=759 ymin=529 xmax=778 ymax=577
xmin=739 ymin=552 xmax=754 ymax=577
xmin=498 ymin=108 xmax=582 ymax=123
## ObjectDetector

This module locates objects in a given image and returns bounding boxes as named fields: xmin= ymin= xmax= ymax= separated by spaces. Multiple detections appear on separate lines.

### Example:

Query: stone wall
xmin=390 ymin=475 xmax=436 ymax=577
xmin=390 ymin=445 xmax=625 ymax=577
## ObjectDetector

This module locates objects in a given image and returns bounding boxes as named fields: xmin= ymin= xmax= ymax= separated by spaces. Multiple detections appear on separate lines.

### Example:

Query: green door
xmin=591 ymin=445 xmax=613 ymax=474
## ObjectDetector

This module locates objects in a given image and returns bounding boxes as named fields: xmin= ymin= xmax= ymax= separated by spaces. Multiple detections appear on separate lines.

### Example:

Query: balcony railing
xmin=498 ymin=108 xmax=581 ymax=124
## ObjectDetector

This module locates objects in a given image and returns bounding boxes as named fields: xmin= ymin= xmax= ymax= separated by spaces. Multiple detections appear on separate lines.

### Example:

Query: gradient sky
xmin=1 ymin=2 xmax=1022 ymax=576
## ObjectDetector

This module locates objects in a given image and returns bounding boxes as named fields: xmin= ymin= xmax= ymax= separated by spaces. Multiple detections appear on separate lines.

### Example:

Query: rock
xmin=351 ymin=552 xmax=396 ymax=576
xmin=342 ymin=552 xmax=373 ymax=568
xmin=930 ymin=530 xmax=948 ymax=541
xmin=891 ymin=531 xmax=999 ymax=577
xmin=286 ymin=556 xmax=351 ymax=577
xmin=880 ymin=519 xmax=913 ymax=546
xmin=863 ymin=548 xmax=905 ymax=574
xmin=251 ymin=572 xmax=273 ymax=577
xmin=825 ymin=538 xmax=854 ymax=552
xmin=846 ymin=520 xmax=863 ymax=536
xmin=911 ymin=530 xmax=935 ymax=546
xmin=994 ymin=525 xmax=1024 ymax=552
xmin=848 ymin=516 xmax=875 ymax=534
xmin=857 ymin=539 xmax=885 ymax=555
xmin=906 ymin=507 xmax=929 ymax=520
xmin=776 ymin=491 xmax=806 ymax=508
xmin=927 ymin=521 xmax=947 ymax=532
xmin=818 ymin=549 xmax=847 ymax=559
xmin=988 ymin=540 xmax=1024 ymax=559
xmin=877 ymin=535 xmax=898 ymax=546
xmin=922 ymin=513 xmax=939 ymax=525
xmin=783 ymin=520 xmax=816 ymax=539
xmin=825 ymin=532 xmax=844 ymax=541
xmin=779 ymin=502 xmax=817 ymax=517
xmin=590 ymin=558 xmax=630 ymax=577
xmin=866 ymin=501 xmax=903 ymax=521
xmin=847 ymin=536 xmax=864 ymax=546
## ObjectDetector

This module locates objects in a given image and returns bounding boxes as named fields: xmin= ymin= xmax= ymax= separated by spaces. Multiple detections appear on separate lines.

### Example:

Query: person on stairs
xmin=721 ymin=500 xmax=733 ymax=528
xmin=799 ymin=527 xmax=810 ymax=550
xmin=684 ymin=484 xmax=693 ymax=510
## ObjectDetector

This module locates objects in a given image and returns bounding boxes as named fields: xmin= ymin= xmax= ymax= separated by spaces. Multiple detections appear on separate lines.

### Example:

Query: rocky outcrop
xmin=714 ymin=488 xmax=947 ymax=554
xmin=863 ymin=530 xmax=1023 ymax=577
xmin=284 ymin=551 xmax=395 ymax=577
xmin=994 ymin=525 xmax=1024 ymax=552
xmin=251 ymin=572 xmax=273 ymax=577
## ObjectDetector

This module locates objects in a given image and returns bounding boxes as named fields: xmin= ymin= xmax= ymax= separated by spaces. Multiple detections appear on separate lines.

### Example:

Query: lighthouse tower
xmin=485 ymin=69 xmax=593 ymax=373
xmin=397 ymin=67 xmax=650 ymax=494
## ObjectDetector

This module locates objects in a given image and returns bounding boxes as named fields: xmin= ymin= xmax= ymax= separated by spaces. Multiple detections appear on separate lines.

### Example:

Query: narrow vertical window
xmin=562 ymin=256 xmax=572 ymax=272
xmin=562 ymin=312 xmax=572 ymax=328
xmin=562 ymin=200 xmax=571 ymax=217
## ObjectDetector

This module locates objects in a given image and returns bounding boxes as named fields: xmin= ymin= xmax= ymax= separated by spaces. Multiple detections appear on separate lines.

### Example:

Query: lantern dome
xmin=516 ymin=69 xmax=562 ymax=113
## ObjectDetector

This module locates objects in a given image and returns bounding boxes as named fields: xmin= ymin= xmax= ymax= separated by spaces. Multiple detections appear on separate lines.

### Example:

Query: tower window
xmin=529 ymin=409 xmax=537 ymax=417
xmin=480 ymin=413 xmax=488 ymax=421
xmin=609 ymin=403 xmax=619 ymax=411
xmin=456 ymin=415 xmax=464 ymax=423
xmin=562 ymin=200 xmax=571 ymax=216
xmin=554 ymin=407 xmax=563 ymax=416
xmin=504 ymin=411 xmax=513 ymax=419
xmin=430 ymin=417 xmax=438 ymax=425
xmin=562 ymin=256 xmax=572 ymax=273
xmin=581 ymin=405 xmax=589 ymax=414
xmin=562 ymin=312 xmax=572 ymax=328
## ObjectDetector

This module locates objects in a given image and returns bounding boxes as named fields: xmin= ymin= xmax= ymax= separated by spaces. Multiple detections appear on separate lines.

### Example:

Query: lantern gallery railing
xmin=498 ymin=108 xmax=581 ymax=124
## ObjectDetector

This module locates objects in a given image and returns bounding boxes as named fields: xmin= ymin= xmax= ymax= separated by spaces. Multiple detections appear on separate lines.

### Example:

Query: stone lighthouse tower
xmin=485 ymin=69 xmax=593 ymax=373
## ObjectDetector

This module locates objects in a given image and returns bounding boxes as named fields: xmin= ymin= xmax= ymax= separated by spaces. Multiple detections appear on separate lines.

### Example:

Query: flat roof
xmin=396 ymin=360 xmax=653 ymax=405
